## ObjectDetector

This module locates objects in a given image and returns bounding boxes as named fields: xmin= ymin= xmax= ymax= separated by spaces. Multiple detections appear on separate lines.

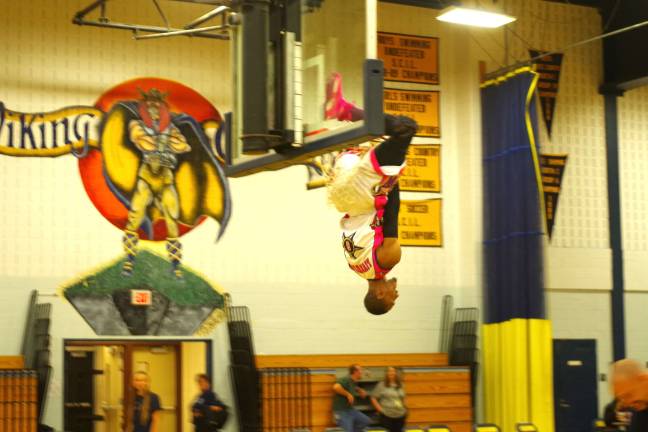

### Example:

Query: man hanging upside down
xmin=325 ymin=73 xmax=418 ymax=315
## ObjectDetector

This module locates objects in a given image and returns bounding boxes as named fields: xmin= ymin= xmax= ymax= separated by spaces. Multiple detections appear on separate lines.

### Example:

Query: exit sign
xmin=131 ymin=289 xmax=152 ymax=306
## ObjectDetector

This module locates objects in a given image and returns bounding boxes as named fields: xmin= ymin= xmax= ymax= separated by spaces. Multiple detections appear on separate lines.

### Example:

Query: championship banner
xmin=400 ymin=144 xmax=441 ymax=192
xmin=378 ymin=32 xmax=439 ymax=84
xmin=384 ymin=88 xmax=440 ymax=137
xmin=529 ymin=50 xmax=563 ymax=137
xmin=399 ymin=199 xmax=442 ymax=247
xmin=540 ymin=153 xmax=568 ymax=239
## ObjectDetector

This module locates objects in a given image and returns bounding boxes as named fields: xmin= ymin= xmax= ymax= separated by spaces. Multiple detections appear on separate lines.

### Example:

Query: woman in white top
xmin=370 ymin=367 xmax=407 ymax=432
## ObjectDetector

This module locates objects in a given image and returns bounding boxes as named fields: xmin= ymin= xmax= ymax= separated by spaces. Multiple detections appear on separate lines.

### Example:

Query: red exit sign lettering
xmin=131 ymin=290 xmax=152 ymax=306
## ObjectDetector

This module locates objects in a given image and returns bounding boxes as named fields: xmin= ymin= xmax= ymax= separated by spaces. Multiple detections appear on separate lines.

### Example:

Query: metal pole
xmin=133 ymin=24 xmax=227 ymax=39
xmin=74 ymin=18 xmax=229 ymax=39
xmin=240 ymin=0 xmax=272 ymax=154
xmin=184 ymin=5 xmax=229 ymax=28
xmin=602 ymin=90 xmax=627 ymax=361
xmin=73 ymin=0 xmax=108 ymax=22
xmin=151 ymin=0 xmax=171 ymax=29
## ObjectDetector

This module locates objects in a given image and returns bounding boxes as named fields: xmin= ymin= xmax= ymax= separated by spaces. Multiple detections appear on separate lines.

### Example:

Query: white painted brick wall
xmin=548 ymin=291 xmax=613 ymax=414
xmin=624 ymin=293 xmax=648 ymax=366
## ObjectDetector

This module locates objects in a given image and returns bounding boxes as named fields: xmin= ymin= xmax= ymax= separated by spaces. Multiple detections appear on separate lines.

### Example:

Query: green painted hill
xmin=63 ymin=250 xmax=224 ymax=308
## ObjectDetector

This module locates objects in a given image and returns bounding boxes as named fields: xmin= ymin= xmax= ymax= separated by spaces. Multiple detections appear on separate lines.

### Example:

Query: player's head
xmin=365 ymin=277 xmax=399 ymax=315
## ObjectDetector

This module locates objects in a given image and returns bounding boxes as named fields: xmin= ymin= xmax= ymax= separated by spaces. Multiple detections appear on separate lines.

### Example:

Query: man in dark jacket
xmin=192 ymin=374 xmax=227 ymax=432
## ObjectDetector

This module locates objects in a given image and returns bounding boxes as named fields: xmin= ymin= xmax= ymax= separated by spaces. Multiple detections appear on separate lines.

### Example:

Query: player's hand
xmin=357 ymin=388 xmax=367 ymax=398
xmin=347 ymin=394 xmax=354 ymax=405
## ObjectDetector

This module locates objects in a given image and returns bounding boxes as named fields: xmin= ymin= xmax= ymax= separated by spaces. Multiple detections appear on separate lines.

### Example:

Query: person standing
xmin=370 ymin=367 xmax=407 ymax=432
xmin=332 ymin=364 xmax=371 ymax=432
xmin=127 ymin=371 xmax=162 ymax=432
xmin=192 ymin=374 xmax=227 ymax=432
xmin=613 ymin=359 xmax=648 ymax=432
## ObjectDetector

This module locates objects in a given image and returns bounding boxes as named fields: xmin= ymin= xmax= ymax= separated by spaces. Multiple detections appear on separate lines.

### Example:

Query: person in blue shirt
xmin=128 ymin=371 xmax=162 ymax=432
xmin=192 ymin=374 xmax=227 ymax=432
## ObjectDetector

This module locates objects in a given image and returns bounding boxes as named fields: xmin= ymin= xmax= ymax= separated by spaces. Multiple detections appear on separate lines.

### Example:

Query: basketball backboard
xmin=224 ymin=0 xmax=384 ymax=177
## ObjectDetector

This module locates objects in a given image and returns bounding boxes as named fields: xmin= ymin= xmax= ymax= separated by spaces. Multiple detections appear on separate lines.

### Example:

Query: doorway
xmin=64 ymin=340 xmax=212 ymax=432
xmin=553 ymin=339 xmax=598 ymax=432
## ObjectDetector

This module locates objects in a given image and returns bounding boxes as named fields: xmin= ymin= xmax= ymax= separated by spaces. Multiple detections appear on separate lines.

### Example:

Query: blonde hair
xmin=128 ymin=371 xmax=152 ymax=430
xmin=384 ymin=366 xmax=402 ymax=387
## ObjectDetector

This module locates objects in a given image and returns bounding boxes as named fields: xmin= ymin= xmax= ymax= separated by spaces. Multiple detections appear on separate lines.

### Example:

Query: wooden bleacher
xmin=0 ymin=356 xmax=38 ymax=432
xmin=257 ymin=353 xmax=472 ymax=432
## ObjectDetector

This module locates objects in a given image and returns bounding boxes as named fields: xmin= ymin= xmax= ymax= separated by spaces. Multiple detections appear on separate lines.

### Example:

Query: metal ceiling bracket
xmin=73 ymin=0 xmax=231 ymax=40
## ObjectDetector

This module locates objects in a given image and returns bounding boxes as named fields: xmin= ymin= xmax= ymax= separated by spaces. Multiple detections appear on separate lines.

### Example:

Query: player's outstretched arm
xmin=377 ymin=238 xmax=401 ymax=270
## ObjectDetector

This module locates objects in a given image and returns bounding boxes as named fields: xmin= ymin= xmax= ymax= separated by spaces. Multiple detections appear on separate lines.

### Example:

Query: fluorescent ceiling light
xmin=436 ymin=6 xmax=516 ymax=28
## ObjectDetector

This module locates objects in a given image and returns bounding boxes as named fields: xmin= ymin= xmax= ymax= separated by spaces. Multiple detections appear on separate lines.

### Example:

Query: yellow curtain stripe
xmin=524 ymin=71 xmax=547 ymax=233
xmin=483 ymin=319 xmax=554 ymax=432
xmin=480 ymin=66 xmax=536 ymax=88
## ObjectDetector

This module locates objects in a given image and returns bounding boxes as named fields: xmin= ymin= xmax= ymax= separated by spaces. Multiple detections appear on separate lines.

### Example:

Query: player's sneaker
xmin=325 ymin=72 xmax=355 ymax=121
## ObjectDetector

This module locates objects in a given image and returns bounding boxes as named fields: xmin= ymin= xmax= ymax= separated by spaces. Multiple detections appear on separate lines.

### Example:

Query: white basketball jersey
xmin=341 ymin=212 xmax=390 ymax=280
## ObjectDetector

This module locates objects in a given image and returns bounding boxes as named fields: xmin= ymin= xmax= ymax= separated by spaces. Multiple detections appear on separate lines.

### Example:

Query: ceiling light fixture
xmin=436 ymin=6 xmax=516 ymax=28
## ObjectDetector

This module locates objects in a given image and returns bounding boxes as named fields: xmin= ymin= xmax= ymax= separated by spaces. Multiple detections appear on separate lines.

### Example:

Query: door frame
xmin=64 ymin=338 xmax=213 ymax=432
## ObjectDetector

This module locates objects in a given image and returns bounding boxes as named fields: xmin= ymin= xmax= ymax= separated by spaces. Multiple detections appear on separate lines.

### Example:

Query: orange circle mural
xmin=78 ymin=78 xmax=223 ymax=240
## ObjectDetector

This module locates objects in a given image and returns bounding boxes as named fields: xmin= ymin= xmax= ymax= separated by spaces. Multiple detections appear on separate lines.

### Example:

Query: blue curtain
xmin=481 ymin=69 xmax=554 ymax=432
xmin=482 ymin=69 xmax=544 ymax=323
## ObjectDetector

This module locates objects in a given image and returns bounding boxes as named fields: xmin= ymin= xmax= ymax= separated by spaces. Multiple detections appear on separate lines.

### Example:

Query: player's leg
xmin=373 ymin=114 xmax=417 ymax=167
xmin=325 ymin=74 xmax=417 ymax=166
xmin=382 ymin=184 xmax=400 ymax=238
xmin=375 ymin=184 xmax=402 ymax=270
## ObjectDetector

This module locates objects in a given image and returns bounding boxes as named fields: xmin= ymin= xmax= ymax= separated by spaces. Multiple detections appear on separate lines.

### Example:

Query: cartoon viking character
xmin=120 ymin=89 xmax=190 ymax=277
xmin=98 ymin=88 xmax=231 ymax=279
